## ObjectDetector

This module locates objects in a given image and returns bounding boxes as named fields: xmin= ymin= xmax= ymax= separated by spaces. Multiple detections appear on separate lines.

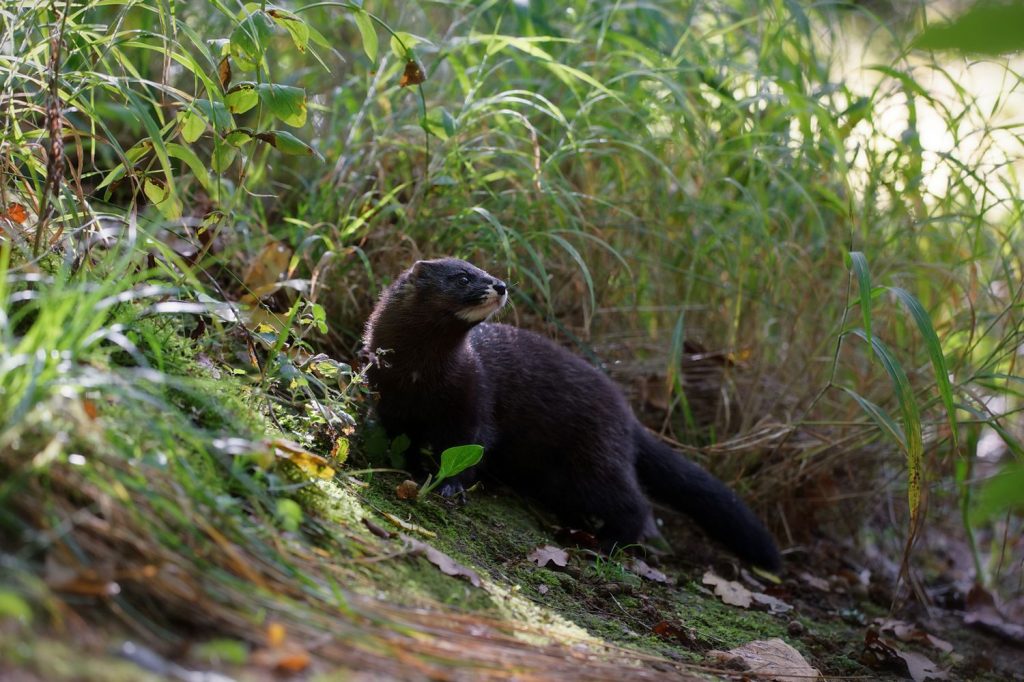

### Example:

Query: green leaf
xmin=889 ymin=286 xmax=958 ymax=450
xmin=423 ymin=107 xmax=456 ymax=140
xmin=268 ymin=7 xmax=309 ymax=53
xmin=437 ymin=444 xmax=484 ymax=480
xmin=972 ymin=462 xmax=1024 ymax=523
xmin=192 ymin=639 xmax=248 ymax=666
xmin=211 ymin=144 xmax=237 ymax=172
xmin=0 ymin=590 xmax=32 ymax=624
xmin=914 ymin=2 xmax=1024 ymax=55
xmin=352 ymin=8 xmax=378 ymax=63
xmin=854 ymin=329 xmax=924 ymax=529
xmin=257 ymin=83 xmax=307 ymax=127
xmin=179 ymin=109 xmax=206 ymax=143
xmin=230 ymin=10 xmax=276 ymax=71
xmin=255 ymin=130 xmax=319 ymax=158
xmin=276 ymin=498 xmax=303 ymax=532
xmin=225 ymin=128 xmax=254 ymax=147
xmin=388 ymin=31 xmax=420 ymax=59
xmin=166 ymin=142 xmax=212 ymax=191
xmin=848 ymin=251 xmax=872 ymax=345
xmin=143 ymin=178 xmax=182 ymax=220
xmin=841 ymin=387 xmax=907 ymax=451
xmin=225 ymin=82 xmax=259 ymax=114
xmin=391 ymin=433 xmax=410 ymax=456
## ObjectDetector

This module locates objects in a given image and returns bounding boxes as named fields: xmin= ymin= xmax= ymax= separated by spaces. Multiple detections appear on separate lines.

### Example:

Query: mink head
xmin=403 ymin=258 xmax=508 ymax=324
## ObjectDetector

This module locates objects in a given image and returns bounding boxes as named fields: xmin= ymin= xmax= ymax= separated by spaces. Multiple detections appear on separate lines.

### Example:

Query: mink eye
xmin=457 ymin=275 xmax=471 ymax=286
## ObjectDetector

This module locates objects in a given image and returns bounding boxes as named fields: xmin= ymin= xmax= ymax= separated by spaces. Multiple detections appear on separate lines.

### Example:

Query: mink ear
xmin=410 ymin=260 xmax=426 ymax=277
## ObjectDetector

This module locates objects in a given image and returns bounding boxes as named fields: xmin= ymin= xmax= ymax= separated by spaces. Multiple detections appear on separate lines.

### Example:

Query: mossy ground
xmin=3 ymin=320 xmax=1021 ymax=681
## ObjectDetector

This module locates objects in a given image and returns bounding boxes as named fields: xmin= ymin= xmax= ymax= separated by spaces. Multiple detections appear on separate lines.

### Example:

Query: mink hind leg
xmin=556 ymin=464 xmax=659 ymax=554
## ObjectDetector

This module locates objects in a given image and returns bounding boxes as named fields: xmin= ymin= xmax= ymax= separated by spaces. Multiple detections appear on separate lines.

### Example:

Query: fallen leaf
xmin=361 ymin=518 xmax=392 ymax=539
xmin=395 ymin=479 xmax=419 ymax=500
xmin=653 ymin=621 xmax=700 ymax=648
xmin=875 ymin=618 xmax=954 ymax=653
xmin=703 ymin=571 xmax=753 ymax=608
xmin=898 ymin=650 xmax=949 ymax=682
xmin=3 ymin=203 xmax=28 ymax=224
xmin=270 ymin=439 xmax=335 ymax=479
xmin=629 ymin=558 xmax=672 ymax=584
xmin=798 ymin=571 xmax=831 ymax=592
xmin=862 ymin=629 xmax=948 ymax=681
xmin=241 ymin=240 xmax=292 ymax=302
xmin=399 ymin=59 xmax=425 ymax=87
xmin=965 ymin=583 xmax=1024 ymax=645
xmin=528 ymin=545 xmax=568 ymax=569
xmin=710 ymin=638 xmax=820 ymax=681
xmin=401 ymin=534 xmax=481 ymax=587
xmin=752 ymin=592 xmax=793 ymax=614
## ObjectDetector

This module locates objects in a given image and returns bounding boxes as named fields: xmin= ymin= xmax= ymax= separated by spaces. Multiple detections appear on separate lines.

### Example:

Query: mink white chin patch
xmin=456 ymin=292 xmax=506 ymax=322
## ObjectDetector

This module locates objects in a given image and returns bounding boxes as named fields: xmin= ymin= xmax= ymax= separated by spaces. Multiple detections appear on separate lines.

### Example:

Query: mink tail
xmin=634 ymin=428 xmax=782 ymax=571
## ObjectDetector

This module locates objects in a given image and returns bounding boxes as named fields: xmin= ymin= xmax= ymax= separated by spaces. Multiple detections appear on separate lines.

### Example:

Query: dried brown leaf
xmin=399 ymin=59 xmax=425 ymax=87
xmin=270 ymin=439 xmax=335 ymax=479
xmin=703 ymin=570 xmax=753 ymax=608
xmin=3 ymin=203 xmax=28 ymax=224
xmin=527 ymin=545 xmax=569 ymax=569
xmin=218 ymin=56 xmax=231 ymax=90
xmin=402 ymin=534 xmax=481 ymax=587
xmin=629 ymin=558 xmax=672 ymax=584
xmin=710 ymin=638 xmax=820 ymax=681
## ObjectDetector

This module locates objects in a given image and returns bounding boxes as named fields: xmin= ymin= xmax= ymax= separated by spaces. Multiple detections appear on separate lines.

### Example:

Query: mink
xmin=363 ymin=258 xmax=781 ymax=570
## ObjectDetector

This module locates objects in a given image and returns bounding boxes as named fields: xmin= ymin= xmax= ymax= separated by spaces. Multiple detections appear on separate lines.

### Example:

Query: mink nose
xmin=492 ymin=282 xmax=507 ymax=296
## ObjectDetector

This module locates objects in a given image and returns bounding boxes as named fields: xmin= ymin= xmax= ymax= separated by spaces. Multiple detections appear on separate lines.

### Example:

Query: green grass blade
xmin=848 ymin=251 xmax=871 ymax=345
xmin=853 ymin=329 xmax=924 ymax=530
xmin=889 ymin=286 xmax=958 ymax=450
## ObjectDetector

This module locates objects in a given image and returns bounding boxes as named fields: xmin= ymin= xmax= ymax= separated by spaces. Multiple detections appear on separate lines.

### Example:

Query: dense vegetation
xmin=1 ymin=0 xmax=1021 ymax=678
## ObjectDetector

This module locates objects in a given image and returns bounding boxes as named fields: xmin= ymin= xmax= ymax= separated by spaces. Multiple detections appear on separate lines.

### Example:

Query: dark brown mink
xmin=363 ymin=258 xmax=781 ymax=570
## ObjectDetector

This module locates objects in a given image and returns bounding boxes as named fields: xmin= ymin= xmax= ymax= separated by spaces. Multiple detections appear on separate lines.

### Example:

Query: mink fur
xmin=363 ymin=258 xmax=781 ymax=570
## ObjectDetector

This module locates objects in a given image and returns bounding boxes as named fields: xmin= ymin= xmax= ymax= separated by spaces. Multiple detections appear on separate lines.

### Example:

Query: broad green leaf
xmin=437 ymin=444 xmax=484 ymax=480
xmin=179 ymin=110 xmax=206 ymax=143
xmin=914 ymin=3 xmax=1024 ymax=55
xmin=268 ymin=7 xmax=309 ymax=53
xmin=255 ymin=130 xmax=319 ymax=158
xmin=166 ymin=143 xmax=212 ymax=191
xmin=96 ymin=140 xmax=152 ymax=190
xmin=276 ymin=498 xmax=303 ymax=532
xmin=972 ymin=463 xmax=1024 ymax=523
xmin=352 ymin=8 xmax=378 ymax=62
xmin=848 ymin=251 xmax=872 ymax=345
xmin=230 ymin=10 xmax=276 ymax=70
xmin=143 ymin=179 xmax=182 ymax=220
xmin=211 ymin=144 xmax=237 ymax=172
xmin=257 ymin=84 xmax=307 ymax=127
xmin=389 ymin=31 xmax=420 ymax=59
xmin=225 ymin=82 xmax=258 ymax=114
xmin=423 ymin=107 xmax=456 ymax=140
xmin=225 ymin=129 xmax=254 ymax=147
xmin=854 ymin=329 xmax=923 ymax=529
xmin=889 ymin=286 xmax=958 ymax=449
